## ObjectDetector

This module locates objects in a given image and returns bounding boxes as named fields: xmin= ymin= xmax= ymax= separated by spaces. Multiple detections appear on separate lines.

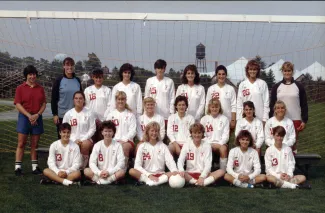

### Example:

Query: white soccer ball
xmin=169 ymin=174 xmax=185 ymax=188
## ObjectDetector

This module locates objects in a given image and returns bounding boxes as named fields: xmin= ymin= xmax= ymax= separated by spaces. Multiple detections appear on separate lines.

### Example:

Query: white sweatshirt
xmin=137 ymin=113 xmax=165 ymax=141
xmin=167 ymin=113 xmax=195 ymax=145
xmin=200 ymin=114 xmax=230 ymax=145
xmin=235 ymin=117 xmax=265 ymax=148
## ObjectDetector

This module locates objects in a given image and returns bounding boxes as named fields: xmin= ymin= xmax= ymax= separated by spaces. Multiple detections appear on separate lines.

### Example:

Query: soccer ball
xmin=169 ymin=174 xmax=185 ymax=188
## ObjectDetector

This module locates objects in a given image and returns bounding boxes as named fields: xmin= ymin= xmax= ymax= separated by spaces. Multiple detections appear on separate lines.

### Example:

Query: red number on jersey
xmin=181 ymin=93 xmax=188 ymax=98
xmin=173 ymin=124 xmax=178 ymax=132
xmin=212 ymin=92 xmax=220 ymax=99
xmin=98 ymin=154 xmax=104 ymax=162
xmin=143 ymin=152 xmax=151 ymax=160
xmin=206 ymin=124 xmax=213 ymax=132
xmin=150 ymin=87 xmax=157 ymax=94
xmin=272 ymin=158 xmax=278 ymax=166
xmin=89 ymin=93 xmax=96 ymax=101
xmin=56 ymin=154 xmax=62 ymax=161
xmin=112 ymin=119 xmax=119 ymax=126
xmin=70 ymin=119 xmax=77 ymax=126
xmin=234 ymin=160 xmax=239 ymax=167
xmin=186 ymin=153 xmax=194 ymax=160
xmin=242 ymin=89 xmax=250 ymax=97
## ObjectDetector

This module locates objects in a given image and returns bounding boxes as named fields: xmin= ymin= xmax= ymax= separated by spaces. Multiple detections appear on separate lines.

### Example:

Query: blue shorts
xmin=16 ymin=113 xmax=44 ymax=135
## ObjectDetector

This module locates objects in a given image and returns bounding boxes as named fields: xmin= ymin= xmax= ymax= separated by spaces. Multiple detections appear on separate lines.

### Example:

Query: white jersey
xmin=176 ymin=84 xmax=205 ymax=121
xmin=144 ymin=76 xmax=175 ymax=120
xmin=206 ymin=83 xmax=236 ymax=121
xmin=237 ymin=79 xmax=270 ymax=122
xmin=265 ymin=145 xmax=295 ymax=179
xmin=226 ymin=147 xmax=261 ymax=180
xmin=110 ymin=82 xmax=143 ymax=116
xmin=200 ymin=114 xmax=230 ymax=145
xmin=105 ymin=109 xmax=136 ymax=142
xmin=167 ymin=113 xmax=195 ymax=145
xmin=63 ymin=108 xmax=96 ymax=142
xmin=235 ymin=117 xmax=265 ymax=148
xmin=84 ymin=85 xmax=111 ymax=121
xmin=89 ymin=139 xmax=125 ymax=176
xmin=47 ymin=140 xmax=81 ymax=175
xmin=134 ymin=141 xmax=178 ymax=176
xmin=264 ymin=116 xmax=296 ymax=147
xmin=137 ymin=113 xmax=165 ymax=141
xmin=177 ymin=139 xmax=212 ymax=178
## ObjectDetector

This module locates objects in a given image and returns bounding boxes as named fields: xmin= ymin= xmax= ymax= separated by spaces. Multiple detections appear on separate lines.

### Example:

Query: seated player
xmin=42 ymin=123 xmax=81 ymax=186
xmin=105 ymin=91 xmax=136 ymax=170
xmin=84 ymin=121 xmax=125 ymax=185
xmin=235 ymin=101 xmax=264 ymax=155
xmin=129 ymin=121 xmax=178 ymax=186
xmin=265 ymin=100 xmax=295 ymax=147
xmin=167 ymin=95 xmax=195 ymax=156
xmin=63 ymin=91 xmax=96 ymax=169
xmin=225 ymin=130 xmax=266 ymax=188
xmin=136 ymin=97 xmax=165 ymax=153
xmin=200 ymin=98 xmax=229 ymax=170
xmin=265 ymin=126 xmax=306 ymax=189
xmin=178 ymin=123 xmax=225 ymax=186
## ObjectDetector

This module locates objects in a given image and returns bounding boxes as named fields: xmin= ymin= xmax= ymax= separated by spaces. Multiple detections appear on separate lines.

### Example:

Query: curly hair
xmin=245 ymin=60 xmax=261 ymax=78
xmin=119 ymin=63 xmax=135 ymax=81
xmin=174 ymin=95 xmax=188 ymax=112
xmin=181 ymin=64 xmax=200 ymax=84
xmin=142 ymin=121 xmax=161 ymax=142
xmin=235 ymin=130 xmax=254 ymax=147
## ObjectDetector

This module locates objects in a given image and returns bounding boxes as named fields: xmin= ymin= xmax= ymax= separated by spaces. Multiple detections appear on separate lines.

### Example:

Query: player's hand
xmin=280 ymin=173 xmax=287 ymax=180
xmin=170 ymin=171 xmax=178 ymax=176
xmin=75 ymin=140 xmax=82 ymax=146
xmin=230 ymin=120 xmax=236 ymax=129
xmin=53 ymin=115 xmax=60 ymax=124
xmin=297 ymin=122 xmax=306 ymax=131
xmin=239 ymin=175 xmax=250 ymax=183
xmin=195 ymin=177 xmax=204 ymax=186
xmin=179 ymin=172 xmax=185 ymax=177
xmin=148 ymin=175 xmax=159 ymax=182
xmin=100 ymin=170 xmax=109 ymax=178
xmin=58 ymin=171 xmax=67 ymax=178
xmin=29 ymin=114 xmax=39 ymax=122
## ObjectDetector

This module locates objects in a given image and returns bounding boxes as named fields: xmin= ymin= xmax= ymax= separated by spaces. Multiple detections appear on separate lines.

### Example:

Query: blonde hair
xmin=274 ymin=100 xmax=287 ymax=116
xmin=281 ymin=61 xmax=294 ymax=72
xmin=207 ymin=98 xmax=223 ymax=115
xmin=143 ymin=121 xmax=161 ymax=142
xmin=115 ymin=91 xmax=132 ymax=112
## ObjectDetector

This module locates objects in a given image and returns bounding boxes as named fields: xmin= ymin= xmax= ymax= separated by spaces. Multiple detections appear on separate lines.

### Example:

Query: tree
xmin=259 ymin=70 xmax=268 ymax=82
xmin=84 ymin=52 xmax=102 ymax=71
xmin=75 ymin=60 xmax=84 ymax=73
xmin=253 ymin=55 xmax=267 ymax=70
xmin=266 ymin=69 xmax=276 ymax=89
xmin=304 ymin=73 xmax=313 ymax=81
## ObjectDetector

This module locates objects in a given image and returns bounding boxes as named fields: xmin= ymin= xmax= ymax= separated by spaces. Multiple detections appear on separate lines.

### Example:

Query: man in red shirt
xmin=14 ymin=65 xmax=46 ymax=176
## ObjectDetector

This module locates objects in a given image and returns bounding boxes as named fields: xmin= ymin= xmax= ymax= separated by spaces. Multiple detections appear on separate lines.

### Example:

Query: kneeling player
xmin=224 ymin=130 xmax=266 ymax=188
xmin=265 ymin=126 xmax=306 ymax=189
xmin=84 ymin=121 xmax=125 ymax=185
xmin=42 ymin=123 xmax=81 ymax=186
xmin=129 ymin=121 xmax=178 ymax=186
xmin=178 ymin=123 xmax=225 ymax=186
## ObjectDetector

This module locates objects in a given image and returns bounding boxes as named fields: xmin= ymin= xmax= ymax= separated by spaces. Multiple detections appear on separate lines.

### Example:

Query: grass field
xmin=0 ymin=104 xmax=15 ymax=113
xmin=0 ymin=102 xmax=324 ymax=213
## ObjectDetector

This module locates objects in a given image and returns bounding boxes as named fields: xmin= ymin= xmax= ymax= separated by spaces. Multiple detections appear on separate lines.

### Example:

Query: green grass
xmin=0 ymin=104 xmax=15 ymax=112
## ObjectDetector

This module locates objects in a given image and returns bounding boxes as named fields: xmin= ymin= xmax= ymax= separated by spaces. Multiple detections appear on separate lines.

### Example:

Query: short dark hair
xmin=63 ymin=57 xmax=75 ymax=66
xmin=272 ymin=126 xmax=286 ymax=137
xmin=242 ymin=101 xmax=256 ymax=118
xmin=23 ymin=65 xmax=38 ymax=79
xmin=245 ymin=60 xmax=261 ymax=78
xmin=154 ymin=59 xmax=167 ymax=69
xmin=92 ymin=68 xmax=104 ymax=77
xmin=119 ymin=63 xmax=135 ymax=81
xmin=59 ymin=123 xmax=71 ymax=132
xmin=235 ymin=130 xmax=254 ymax=147
xmin=100 ymin=121 xmax=117 ymax=137
xmin=182 ymin=64 xmax=200 ymax=84
xmin=215 ymin=65 xmax=227 ymax=76
xmin=73 ymin=91 xmax=86 ymax=106
xmin=174 ymin=95 xmax=188 ymax=112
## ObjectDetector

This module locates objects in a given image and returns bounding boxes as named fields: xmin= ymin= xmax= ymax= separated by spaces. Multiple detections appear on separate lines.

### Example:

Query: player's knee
xmin=129 ymin=168 xmax=136 ymax=177
xmin=84 ymin=168 xmax=92 ymax=177
xmin=260 ymin=174 xmax=267 ymax=181
xmin=266 ymin=175 xmax=274 ymax=182
xmin=43 ymin=168 xmax=51 ymax=176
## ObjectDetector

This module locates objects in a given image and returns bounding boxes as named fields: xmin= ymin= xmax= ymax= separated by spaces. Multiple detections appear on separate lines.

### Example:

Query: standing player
xmin=63 ymin=91 xmax=96 ymax=169
xmin=167 ymin=96 xmax=195 ymax=156
xmin=178 ymin=123 xmax=225 ymax=186
xmin=265 ymin=100 xmax=295 ymax=147
xmin=206 ymin=65 xmax=236 ymax=129
xmin=110 ymin=63 xmax=143 ymax=117
xmin=129 ymin=122 xmax=178 ymax=186
xmin=237 ymin=60 xmax=269 ymax=124
xmin=42 ymin=123 xmax=81 ymax=186
xmin=200 ymin=98 xmax=229 ymax=170
xmin=14 ymin=65 xmax=46 ymax=175
xmin=176 ymin=64 xmax=205 ymax=121
xmin=225 ymin=130 xmax=266 ymax=188
xmin=144 ymin=59 xmax=175 ymax=123
xmin=136 ymin=97 xmax=165 ymax=152
xmin=265 ymin=126 xmax=306 ymax=189
xmin=105 ymin=91 xmax=136 ymax=170
xmin=235 ymin=101 xmax=264 ymax=155
xmin=84 ymin=121 xmax=125 ymax=185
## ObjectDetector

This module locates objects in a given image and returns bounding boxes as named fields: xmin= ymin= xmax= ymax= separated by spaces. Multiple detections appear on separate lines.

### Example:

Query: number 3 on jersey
xmin=242 ymin=89 xmax=250 ymax=97
xmin=272 ymin=158 xmax=278 ymax=166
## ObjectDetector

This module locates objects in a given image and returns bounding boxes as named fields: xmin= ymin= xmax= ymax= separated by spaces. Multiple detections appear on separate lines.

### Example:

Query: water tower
xmin=195 ymin=43 xmax=207 ymax=73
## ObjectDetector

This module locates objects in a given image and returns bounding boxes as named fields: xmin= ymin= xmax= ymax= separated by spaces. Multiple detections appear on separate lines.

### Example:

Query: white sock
xmin=146 ymin=179 xmax=157 ymax=186
xmin=81 ymin=155 xmax=89 ymax=169
xmin=31 ymin=160 xmax=38 ymax=170
xmin=204 ymin=176 xmax=215 ymax=186
xmin=97 ymin=178 xmax=112 ymax=185
xmin=15 ymin=161 xmax=22 ymax=170
xmin=139 ymin=174 xmax=148 ymax=183
xmin=233 ymin=179 xmax=242 ymax=187
xmin=189 ymin=178 xmax=197 ymax=185
xmin=220 ymin=158 xmax=228 ymax=171
xmin=107 ymin=174 xmax=117 ymax=183
xmin=92 ymin=174 xmax=99 ymax=182
xmin=281 ymin=181 xmax=297 ymax=189
xmin=62 ymin=179 xmax=73 ymax=186
xmin=157 ymin=174 xmax=168 ymax=185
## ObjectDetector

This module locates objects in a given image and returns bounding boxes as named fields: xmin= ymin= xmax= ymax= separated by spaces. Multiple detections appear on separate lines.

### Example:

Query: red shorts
xmin=188 ymin=173 xmax=201 ymax=180
xmin=118 ymin=140 xmax=135 ymax=149
xmin=293 ymin=120 xmax=302 ymax=138
xmin=176 ymin=143 xmax=183 ymax=149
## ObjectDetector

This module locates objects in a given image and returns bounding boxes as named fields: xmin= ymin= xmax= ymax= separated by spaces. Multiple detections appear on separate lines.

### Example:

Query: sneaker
xmin=32 ymin=167 xmax=42 ymax=175
xmin=15 ymin=168 xmax=23 ymax=176
xmin=40 ymin=177 xmax=52 ymax=185
xmin=254 ymin=183 xmax=265 ymax=189
xmin=297 ymin=183 xmax=312 ymax=190
xmin=135 ymin=181 xmax=145 ymax=186
xmin=71 ymin=181 xmax=81 ymax=187
xmin=82 ymin=180 xmax=97 ymax=186
xmin=146 ymin=180 xmax=158 ymax=186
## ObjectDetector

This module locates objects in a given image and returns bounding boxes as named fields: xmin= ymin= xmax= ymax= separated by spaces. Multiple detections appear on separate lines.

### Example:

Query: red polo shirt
xmin=14 ymin=82 xmax=46 ymax=114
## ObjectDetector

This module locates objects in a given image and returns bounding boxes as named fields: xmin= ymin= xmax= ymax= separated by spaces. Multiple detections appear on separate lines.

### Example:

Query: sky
xmin=0 ymin=1 xmax=325 ymax=76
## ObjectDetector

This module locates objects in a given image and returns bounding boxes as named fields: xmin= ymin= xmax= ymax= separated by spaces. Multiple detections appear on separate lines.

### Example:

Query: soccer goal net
xmin=0 ymin=11 xmax=324 ymax=154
